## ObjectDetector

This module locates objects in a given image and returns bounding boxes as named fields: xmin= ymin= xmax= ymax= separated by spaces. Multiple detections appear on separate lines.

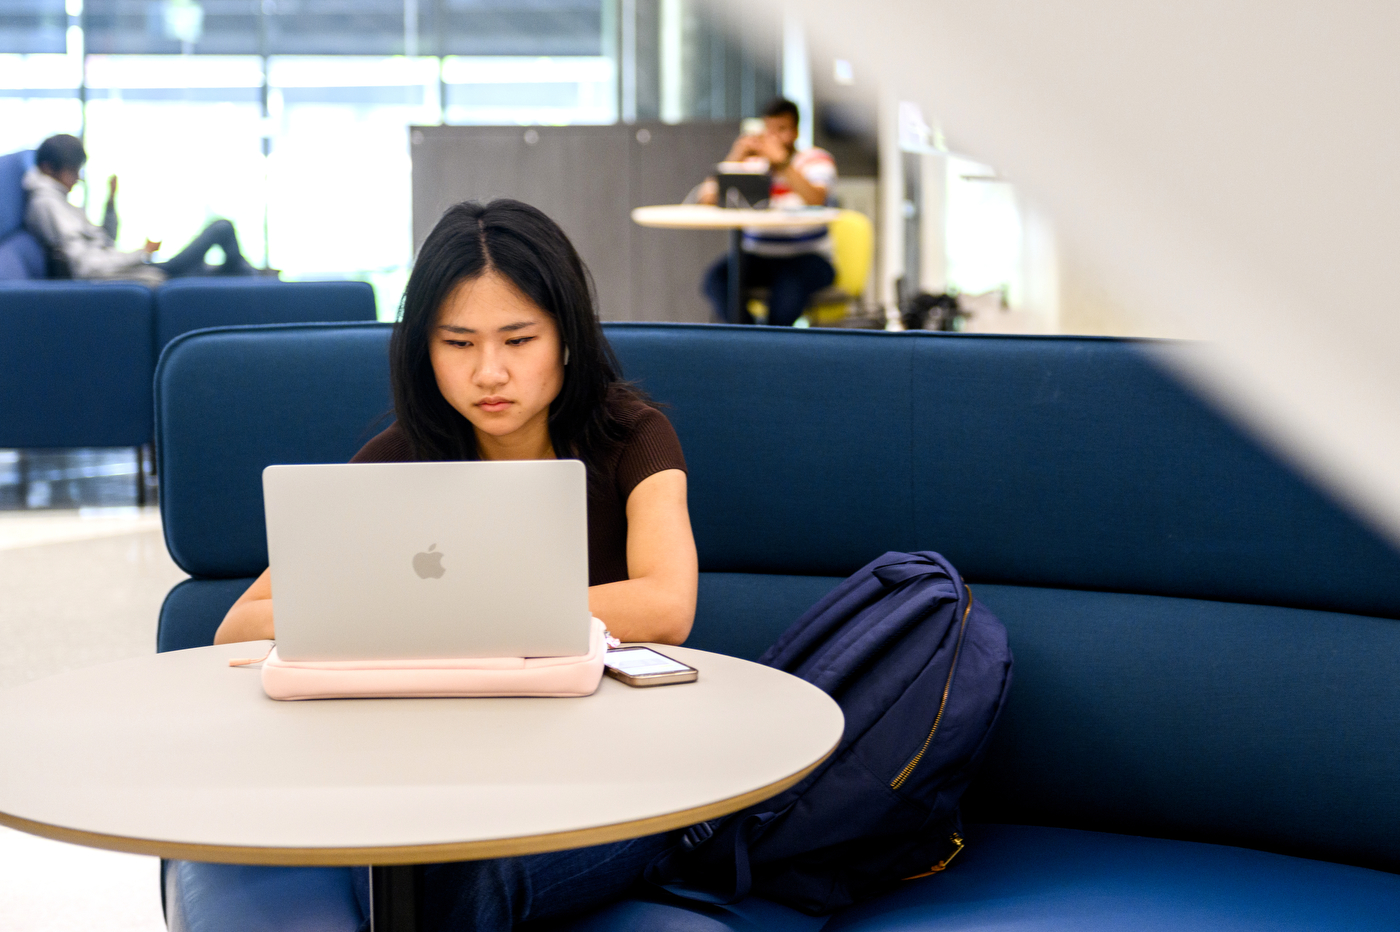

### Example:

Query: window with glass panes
xmin=2 ymin=0 xmax=775 ymax=312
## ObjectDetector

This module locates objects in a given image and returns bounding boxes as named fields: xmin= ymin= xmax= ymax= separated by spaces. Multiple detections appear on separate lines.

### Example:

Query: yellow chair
xmin=747 ymin=209 xmax=875 ymax=326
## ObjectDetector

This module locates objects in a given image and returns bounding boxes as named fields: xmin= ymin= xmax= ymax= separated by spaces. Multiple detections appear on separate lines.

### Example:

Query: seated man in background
xmin=700 ymin=98 xmax=837 ymax=326
xmin=23 ymin=133 xmax=255 ymax=284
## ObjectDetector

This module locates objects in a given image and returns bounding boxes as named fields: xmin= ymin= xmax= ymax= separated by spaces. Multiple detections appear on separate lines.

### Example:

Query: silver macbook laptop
xmin=263 ymin=460 xmax=592 ymax=662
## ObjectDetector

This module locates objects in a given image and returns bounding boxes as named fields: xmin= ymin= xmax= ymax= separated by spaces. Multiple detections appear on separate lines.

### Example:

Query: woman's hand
xmin=214 ymin=568 xmax=275 ymax=644
xmin=588 ymin=469 xmax=698 ymax=645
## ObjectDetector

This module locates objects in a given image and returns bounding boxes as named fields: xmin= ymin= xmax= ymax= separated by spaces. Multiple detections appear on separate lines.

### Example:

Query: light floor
xmin=0 ymin=505 xmax=188 ymax=932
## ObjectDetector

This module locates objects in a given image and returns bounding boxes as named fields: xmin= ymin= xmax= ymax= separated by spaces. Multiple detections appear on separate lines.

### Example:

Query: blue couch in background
xmin=154 ymin=322 xmax=1400 ymax=931
xmin=0 ymin=280 xmax=376 ymax=462
xmin=1 ymin=148 xmax=378 ymax=461
xmin=153 ymin=278 xmax=378 ymax=355
xmin=0 ymin=282 xmax=154 ymax=451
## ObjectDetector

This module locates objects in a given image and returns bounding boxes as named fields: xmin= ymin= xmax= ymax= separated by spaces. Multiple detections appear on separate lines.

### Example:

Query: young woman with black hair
xmin=213 ymin=199 xmax=699 ymax=929
xmin=216 ymin=198 xmax=697 ymax=647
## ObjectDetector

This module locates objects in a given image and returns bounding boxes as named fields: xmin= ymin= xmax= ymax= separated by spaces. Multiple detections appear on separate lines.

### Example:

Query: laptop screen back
xmin=264 ymin=460 xmax=591 ymax=661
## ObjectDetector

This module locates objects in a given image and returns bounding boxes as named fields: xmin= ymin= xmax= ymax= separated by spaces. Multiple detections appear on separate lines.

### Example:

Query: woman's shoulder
xmin=608 ymin=384 xmax=662 ymax=422
xmin=606 ymin=387 xmax=678 ymax=443
xmin=604 ymin=387 xmax=686 ymax=497
xmin=351 ymin=421 xmax=415 ymax=463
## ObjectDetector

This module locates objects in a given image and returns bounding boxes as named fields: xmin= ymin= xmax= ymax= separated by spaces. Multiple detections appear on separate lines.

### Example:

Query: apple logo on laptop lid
xmin=413 ymin=544 xmax=446 ymax=579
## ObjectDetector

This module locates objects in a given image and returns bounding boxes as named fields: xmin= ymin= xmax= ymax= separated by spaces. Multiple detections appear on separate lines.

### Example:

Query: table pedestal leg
xmin=727 ymin=228 xmax=743 ymax=324
xmin=135 ymin=444 xmax=147 ymax=507
xmin=369 ymin=864 xmax=420 ymax=932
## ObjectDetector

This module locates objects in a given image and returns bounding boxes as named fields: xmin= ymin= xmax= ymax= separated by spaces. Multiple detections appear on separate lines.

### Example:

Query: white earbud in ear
xmin=564 ymin=347 xmax=571 ymax=366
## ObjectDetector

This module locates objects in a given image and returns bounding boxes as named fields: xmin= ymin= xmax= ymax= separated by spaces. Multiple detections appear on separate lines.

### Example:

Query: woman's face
xmin=428 ymin=271 xmax=566 ymax=455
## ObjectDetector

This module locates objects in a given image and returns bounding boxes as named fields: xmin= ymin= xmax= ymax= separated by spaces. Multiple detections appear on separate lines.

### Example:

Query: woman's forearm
xmin=214 ymin=584 xmax=682 ymax=649
xmin=213 ymin=598 xmax=275 ymax=645
xmin=598 ymin=470 xmax=698 ymax=645
xmin=214 ymin=568 xmax=275 ymax=645
xmin=588 ymin=577 xmax=694 ymax=645
xmin=212 ymin=486 xmax=699 ymax=652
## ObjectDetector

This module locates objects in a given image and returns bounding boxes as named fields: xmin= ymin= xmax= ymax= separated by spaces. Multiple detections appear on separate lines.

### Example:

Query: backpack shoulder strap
xmin=645 ymin=811 xmax=778 ymax=905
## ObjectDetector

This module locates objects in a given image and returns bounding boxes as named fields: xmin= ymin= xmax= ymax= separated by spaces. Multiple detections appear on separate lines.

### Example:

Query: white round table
xmin=631 ymin=204 xmax=842 ymax=231
xmin=631 ymin=204 xmax=842 ymax=322
xmin=0 ymin=642 xmax=842 ymax=930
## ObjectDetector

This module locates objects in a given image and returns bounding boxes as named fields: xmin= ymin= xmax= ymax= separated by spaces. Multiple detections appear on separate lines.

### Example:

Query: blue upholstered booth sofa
xmin=0 ymin=282 xmax=155 ymax=453
xmin=155 ymin=322 xmax=1400 ymax=931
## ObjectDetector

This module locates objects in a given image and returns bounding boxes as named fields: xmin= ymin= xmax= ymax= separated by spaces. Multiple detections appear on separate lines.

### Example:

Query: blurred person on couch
xmin=23 ymin=134 xmax=256 ymax=284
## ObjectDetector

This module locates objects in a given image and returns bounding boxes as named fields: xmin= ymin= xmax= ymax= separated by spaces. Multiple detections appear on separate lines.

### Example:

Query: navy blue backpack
xmin=648 ymin=551 xmax=1013 ymax=914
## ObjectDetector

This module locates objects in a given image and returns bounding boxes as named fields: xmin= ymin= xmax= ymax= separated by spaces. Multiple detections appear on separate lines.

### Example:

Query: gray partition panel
xmin=410 ymin=125 xmax=631 ymax=320
xmin=411 ymin=122 xmax=738 ymax=323
xmin=627 ymin=122 xmax=736 ymax=323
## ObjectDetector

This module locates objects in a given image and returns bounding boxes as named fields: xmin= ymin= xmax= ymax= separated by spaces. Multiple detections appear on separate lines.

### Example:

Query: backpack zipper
xmin=889 ymin=585 xmax=973 ymax=790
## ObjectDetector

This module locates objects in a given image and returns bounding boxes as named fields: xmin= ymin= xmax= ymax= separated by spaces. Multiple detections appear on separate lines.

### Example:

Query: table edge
xmin=630 ymin=204 xmax=841 ymax=229
xmin=0 ymin=737 xmax=837 ymax=867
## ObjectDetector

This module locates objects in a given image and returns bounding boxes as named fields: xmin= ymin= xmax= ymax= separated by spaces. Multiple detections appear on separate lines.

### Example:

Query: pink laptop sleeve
xmin=261 ymin=617 xmax=607 ymax=700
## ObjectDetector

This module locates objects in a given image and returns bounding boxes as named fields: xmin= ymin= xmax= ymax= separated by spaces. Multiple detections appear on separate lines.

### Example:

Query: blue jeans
xmin=155 ymin=218 xmax=255 ymax=278
xmin=352 ymin=830 xmax=678 ymax=932
xmin=702 ymin=252 xmax=835 ymax=327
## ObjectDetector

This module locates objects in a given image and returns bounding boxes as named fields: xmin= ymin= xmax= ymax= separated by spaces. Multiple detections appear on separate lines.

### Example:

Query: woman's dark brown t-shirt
xmin=350 ymin=396 xmax=686 ymax=587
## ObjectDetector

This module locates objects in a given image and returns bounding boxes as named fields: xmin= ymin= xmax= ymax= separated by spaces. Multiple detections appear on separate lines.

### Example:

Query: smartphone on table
xmin=604 ymin=646 xmax=698 ymax=687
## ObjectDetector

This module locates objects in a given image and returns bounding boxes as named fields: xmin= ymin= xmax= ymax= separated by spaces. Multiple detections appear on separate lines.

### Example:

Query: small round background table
xmin=0 ymin=642 xmax=843 ymax=931
xmin=630 ymin=204 xmax=842 ymax=322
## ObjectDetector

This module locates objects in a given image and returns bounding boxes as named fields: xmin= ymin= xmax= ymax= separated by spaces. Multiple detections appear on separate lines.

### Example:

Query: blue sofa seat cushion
xmin=162 ymin=861 xmax=361 ymax=932
xmin=159 ymin=860 xmax=829 ymax=932
xmin=965 ymin=583 xmax=1400 ymax=873
xmin=824 ymin=824 xmax=1400 ymax=931
xmin=159 ymin=827 xmax=1400 ymax=932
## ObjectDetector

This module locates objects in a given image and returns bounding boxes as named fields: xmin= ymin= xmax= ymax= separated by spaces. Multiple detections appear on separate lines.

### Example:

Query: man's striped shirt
xmin=741 ymin=147 xmax=838 ymax=257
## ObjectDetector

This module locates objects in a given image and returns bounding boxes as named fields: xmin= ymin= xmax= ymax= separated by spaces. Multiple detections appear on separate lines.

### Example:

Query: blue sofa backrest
xmin=0 ymin=149 xmax=32 ymax=241
xmin=0 ymin=282 xmax=155 ymax=448
xmin=158 ymin=322 xmax=1400 ymax=614
xmin=157 ymin=322 xmax=393 ymax=577
xmin=154 ymin=278 xmax=377 ymax=353
xmin=611 ymin=325 xmax=1400 ymax=619
xmin=154 ymin=322 xmax=1400 ymax=875
xmin=0 ymin=149 xmax=45 ymax=281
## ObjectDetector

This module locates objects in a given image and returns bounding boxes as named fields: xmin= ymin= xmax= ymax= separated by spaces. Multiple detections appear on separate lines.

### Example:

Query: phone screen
xmin=605 ymin=647 xmax=693 ymax=677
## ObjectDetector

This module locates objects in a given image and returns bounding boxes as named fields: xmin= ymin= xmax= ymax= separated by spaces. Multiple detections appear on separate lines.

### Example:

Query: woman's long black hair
xmin=390 ymin=198 xmax=636 ymax=470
